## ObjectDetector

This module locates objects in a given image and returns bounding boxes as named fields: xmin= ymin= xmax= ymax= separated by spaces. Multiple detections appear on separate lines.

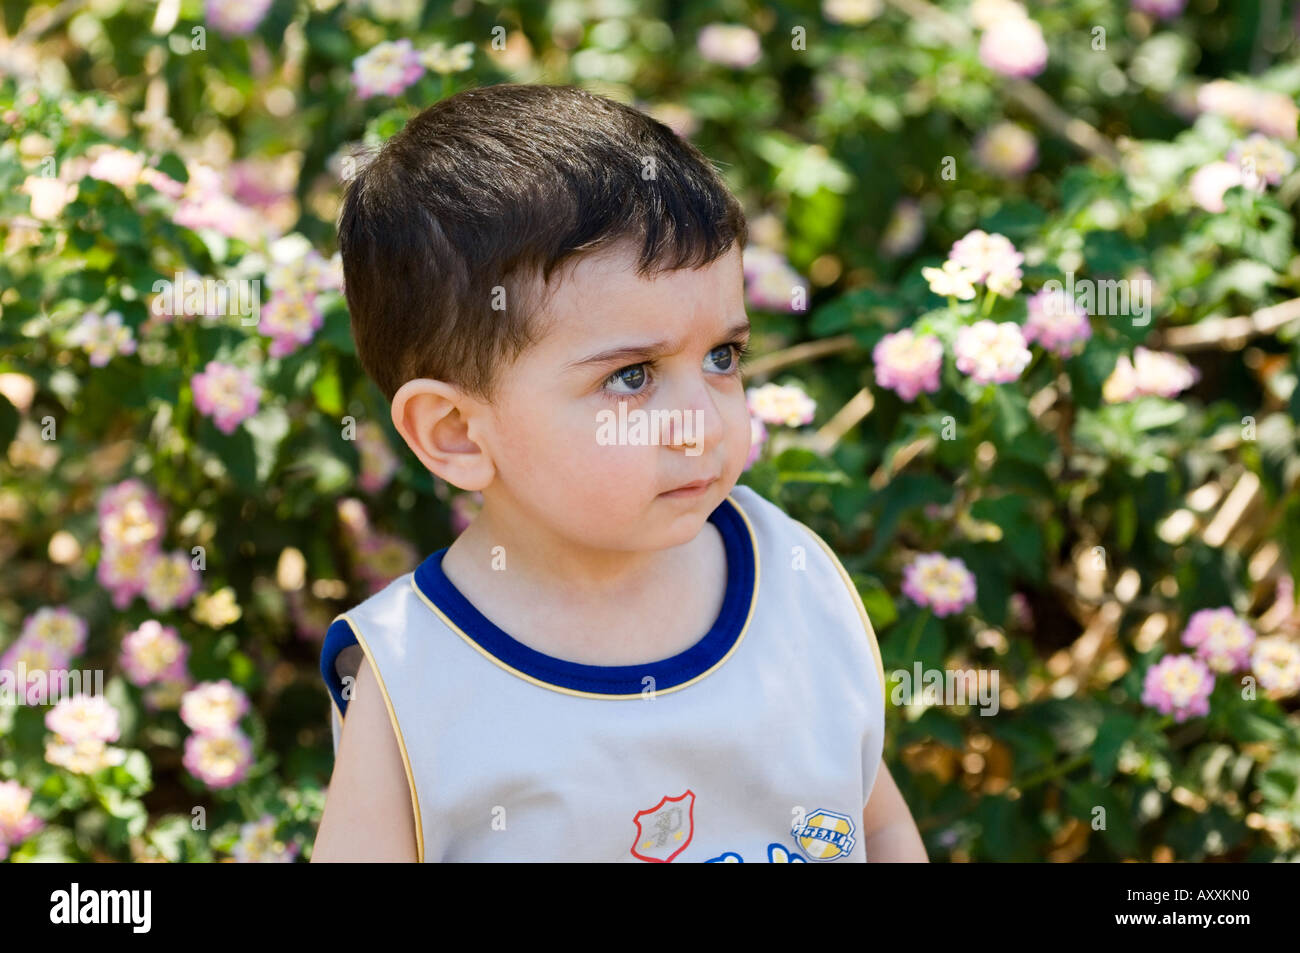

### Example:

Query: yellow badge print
xmin=791 ymin=809 xmax=857 ymax=861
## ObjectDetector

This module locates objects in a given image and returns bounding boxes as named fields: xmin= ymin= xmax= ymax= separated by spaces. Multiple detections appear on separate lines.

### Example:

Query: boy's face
xmin=479 ymin=240 xmax=753 ymax=554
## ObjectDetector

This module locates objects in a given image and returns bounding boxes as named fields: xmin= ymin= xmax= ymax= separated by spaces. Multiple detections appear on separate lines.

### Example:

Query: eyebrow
xmin=565 ymin=320 xmax=752 ymax=371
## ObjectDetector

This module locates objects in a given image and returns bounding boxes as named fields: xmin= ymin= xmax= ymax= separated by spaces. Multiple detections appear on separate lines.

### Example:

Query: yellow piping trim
xmin=407 ymin=494 xmax=762 ymax=700
xmin=331 ymin=614 xmax=426 ymax=864
xmin=799 ymin=523 xmax=887 ymax=696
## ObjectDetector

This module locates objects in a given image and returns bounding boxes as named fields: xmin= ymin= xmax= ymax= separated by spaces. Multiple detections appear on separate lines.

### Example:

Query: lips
xmin=660 ymin=477 xmax=717 ymax=497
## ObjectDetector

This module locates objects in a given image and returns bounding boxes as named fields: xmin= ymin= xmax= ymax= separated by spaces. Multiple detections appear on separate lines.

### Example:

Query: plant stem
xmin=903 ymin=609 xmax=930 ymax=663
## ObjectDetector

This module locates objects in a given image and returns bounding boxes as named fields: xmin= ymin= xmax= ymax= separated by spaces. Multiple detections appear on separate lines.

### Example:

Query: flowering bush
xmin=1 ymin=0 xmax=1299 ymax=863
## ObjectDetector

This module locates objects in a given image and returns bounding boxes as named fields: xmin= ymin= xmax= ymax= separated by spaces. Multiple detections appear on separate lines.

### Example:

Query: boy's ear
xmin=390 ymin=379 xmax=495 ymax=492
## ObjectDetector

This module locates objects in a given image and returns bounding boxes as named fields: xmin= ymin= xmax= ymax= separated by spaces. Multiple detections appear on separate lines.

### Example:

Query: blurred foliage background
xmin=2 ymin=0 xmax=1300 ymax=862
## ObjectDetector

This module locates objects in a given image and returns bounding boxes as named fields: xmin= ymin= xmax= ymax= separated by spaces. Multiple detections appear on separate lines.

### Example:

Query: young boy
xmin=311 ymin=83 xmax=926 ymax=863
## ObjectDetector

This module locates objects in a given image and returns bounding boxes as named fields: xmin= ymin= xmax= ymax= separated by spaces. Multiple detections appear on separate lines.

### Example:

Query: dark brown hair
xmin=336 ymin=83 xmax=748 ymax=404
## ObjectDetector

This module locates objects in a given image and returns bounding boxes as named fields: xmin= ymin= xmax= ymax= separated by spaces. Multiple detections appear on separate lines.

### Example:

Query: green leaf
xmin=312 ymin=359 xmax=343 ymax=416
xmin=11 ymin=826 xmax=78 ymax=863
xmin=772 ymin=446 xmax=850 ymax=485
xmin=991 ymin=385 xmax=1029 ymax=442
xmin=1203 ymin=260 xmax=1279 ymax=303
xmin=862 ymin=473 xmax=952 ymax=562
xmin=974 ymin=795 xmax=1037 ymax=861
xmin=1130 ymin=397 xmax=1187 ymax=431
xmin=1065 ymin=781 xmax=1139 ymax=857
xmin=1092 ymin=712 xmax=1139 ymax=783
xmin=1224 ymin=706 xmax=1286 ymax=743
xmin=856 ymin=574 xmax=898 ymax=629
xmin=1068 ymin=335 xmax=1125 ymax=410
xmin=102 ymin=204 xmax=143 ymax=246
xmin=244 ymin=405 xmax=291 ymax=484
xmin=883 ymin=610 xmax=943 ymax=671
xmin=1115 ymin=494 xmax=1137 ymax=551
xmin=909 ymin=708 xmax=966 ymax=748
xmin=146 ymin=816 xmax=193 ymax=863
xmin=105 ymin=749 xmax=153 ymax=798
xmin=156 ymin=152 xmax=189 ymax=184
xmin=981 ymin=199 xmax=1047 ymax=241
xmin=809 ymin=288 xmax=884 ymax=336
xmin=1082 ymin=231 xmax=1144 ymax=277
xmin=970 ymin=495 xmax=1045 ymax=582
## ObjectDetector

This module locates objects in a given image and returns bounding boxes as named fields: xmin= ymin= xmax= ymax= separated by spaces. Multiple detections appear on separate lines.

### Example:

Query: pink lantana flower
xmin=356 ymin=420 xmax=400 ymax=494
xmin=1180 ymin=607 xmax=1257 ymax=674
xmin=879 ymin=198 xmax=924 ymax=258
xmin=743 ymin=246 xmax=808 ymax=313
xmin=86 ymin=146 xmax=146 ymax=192
xmin=98 ymin=479 xmax=167 ymax=550
xmin=873 ymin=329 xmax=944 ymax=401
xmin=954 ymin=321 xmax=1032 ymax=384
xmin=183 ymin=729 xmax=253 ymax=788
xmin=68 ymin=311 xmax=136 ymax=367
xmin=1132 ymin=0 xmax=1187 ymax=19
xmin=120 ymin=620 xmax=190 ymax=686
xmin=180 ymin=679 xmax=251 ymax=735
xmin=901 ymin=553 xmax=977 ymax=617
xmin=0 ymin=638 xmax=72 ymax=705
xmin=1251 ymin=637 xmax=1300 ymax=697
xmin=260 ymin=289 xmax=323 ymax=358
xmin=1023 ymin=288 xmax=1092 ymax=357
xmin=974 ymin=122 xmax=1038 ymax=179
xmin=21 ymin=607 xmax=88 ymax=657
xmin=1142 ymin=654 xmax=1214 ymax=722
xmin=351 ymin=39 xmax=425 ymax=99
xmin=697 ymin=24 xmax=761 ymax=69
xmin=1226 ymin=134 xmax=1296 ymax=191
xmin=141 ymin=550 xmax=201 ymax=613
xmin=1102 ymin=347 xmax=1199 ymax=403
xmin=44 ymin=694 xmax=121 ymax=744
xmin=205 ymin=0 xmax=274 ymax=37
xmin=1189 ymin=161 xmax=1246 ymax=213
xmin=978 ymin=17 xmax=1048 ymax=79
xmin=231 ymin=814 xmax=299 ymax=862
xmin=949 ymin=230 xmax=1024 ymax=294
xmin=1196 ymin=81 xmax=1298 ymax=141
xmin=191 ymin=361 xmax=261 ymax=434
xmin=0 ymin=781 xmax=44 ymax=860
xmin=354 ymin=533 xmax=420 ymax=594
xmin=746 ymin=382 xmax=816 ymax=427
xmin=97 ymin=542 xmax=153 ymax=610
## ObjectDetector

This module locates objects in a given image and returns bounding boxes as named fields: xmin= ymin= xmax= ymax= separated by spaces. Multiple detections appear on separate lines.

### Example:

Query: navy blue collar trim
xmin=411 ymin=495 xmax=757 ymax=696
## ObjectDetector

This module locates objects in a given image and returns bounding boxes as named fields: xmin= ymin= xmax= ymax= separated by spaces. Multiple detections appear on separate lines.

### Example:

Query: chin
xmin=659 ymin=502 xmax=715 ymax=540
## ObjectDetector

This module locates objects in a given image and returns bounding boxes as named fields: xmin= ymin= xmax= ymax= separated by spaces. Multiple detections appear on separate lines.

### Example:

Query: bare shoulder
xmin=311 ymin=655 xmax=420 ymax=862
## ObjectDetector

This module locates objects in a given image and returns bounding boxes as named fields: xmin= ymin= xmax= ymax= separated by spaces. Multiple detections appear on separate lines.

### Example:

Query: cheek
xmin=723 ymin=387 xmax=754 ymax=470
xmin=503 ymin=398 xmax=655 ymax=490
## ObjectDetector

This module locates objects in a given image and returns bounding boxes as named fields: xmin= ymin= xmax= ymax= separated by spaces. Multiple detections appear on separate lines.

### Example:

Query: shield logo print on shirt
xmin=791 ymin=808 xmax=857 ymax=861
xmin=629 ymin=790 xmax=696 ymax=862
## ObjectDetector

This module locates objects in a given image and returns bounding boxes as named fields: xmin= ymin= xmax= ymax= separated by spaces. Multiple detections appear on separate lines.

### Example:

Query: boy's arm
xmin=861 ymin=760 xmax=928 ymax=862
xmin=311 ymin=656 xmax=419 ymax=862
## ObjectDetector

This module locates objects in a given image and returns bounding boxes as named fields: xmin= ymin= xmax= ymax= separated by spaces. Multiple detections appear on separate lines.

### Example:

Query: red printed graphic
xmin=629 ymin=790 xmax=696 ymax=862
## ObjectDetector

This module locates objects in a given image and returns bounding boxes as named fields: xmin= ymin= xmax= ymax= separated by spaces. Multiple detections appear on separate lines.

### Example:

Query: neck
xmin=446 ymin=492 xmax=697 ymax=604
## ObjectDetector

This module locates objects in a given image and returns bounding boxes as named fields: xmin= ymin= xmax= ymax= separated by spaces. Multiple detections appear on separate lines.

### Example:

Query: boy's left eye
xmin=706 ymin=344 xmax=735 ymax=372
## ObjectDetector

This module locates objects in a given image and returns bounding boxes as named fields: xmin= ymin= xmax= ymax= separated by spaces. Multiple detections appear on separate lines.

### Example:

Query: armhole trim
xmin=798 ymin=524 xmax=887 ymax=698
xmin=330 ymin=613 xmax=426 ymax=864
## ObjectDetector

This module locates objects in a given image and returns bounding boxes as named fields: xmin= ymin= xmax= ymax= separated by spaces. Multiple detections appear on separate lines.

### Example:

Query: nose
xmin=658 ymin=375 xmax=726 ymax=458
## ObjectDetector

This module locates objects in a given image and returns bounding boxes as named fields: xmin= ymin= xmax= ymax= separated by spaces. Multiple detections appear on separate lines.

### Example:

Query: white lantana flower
xmin=421 ymin=41 xmax=475 ymax=74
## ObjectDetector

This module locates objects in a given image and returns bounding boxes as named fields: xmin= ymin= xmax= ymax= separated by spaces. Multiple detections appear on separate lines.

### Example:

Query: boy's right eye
xmin=604 ymin=364 xmax=648 ymax=395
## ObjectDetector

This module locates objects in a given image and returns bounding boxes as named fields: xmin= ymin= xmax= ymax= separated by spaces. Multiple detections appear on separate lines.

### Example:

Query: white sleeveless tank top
xmin=320 ymin=484 xmax=886 ymax=862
